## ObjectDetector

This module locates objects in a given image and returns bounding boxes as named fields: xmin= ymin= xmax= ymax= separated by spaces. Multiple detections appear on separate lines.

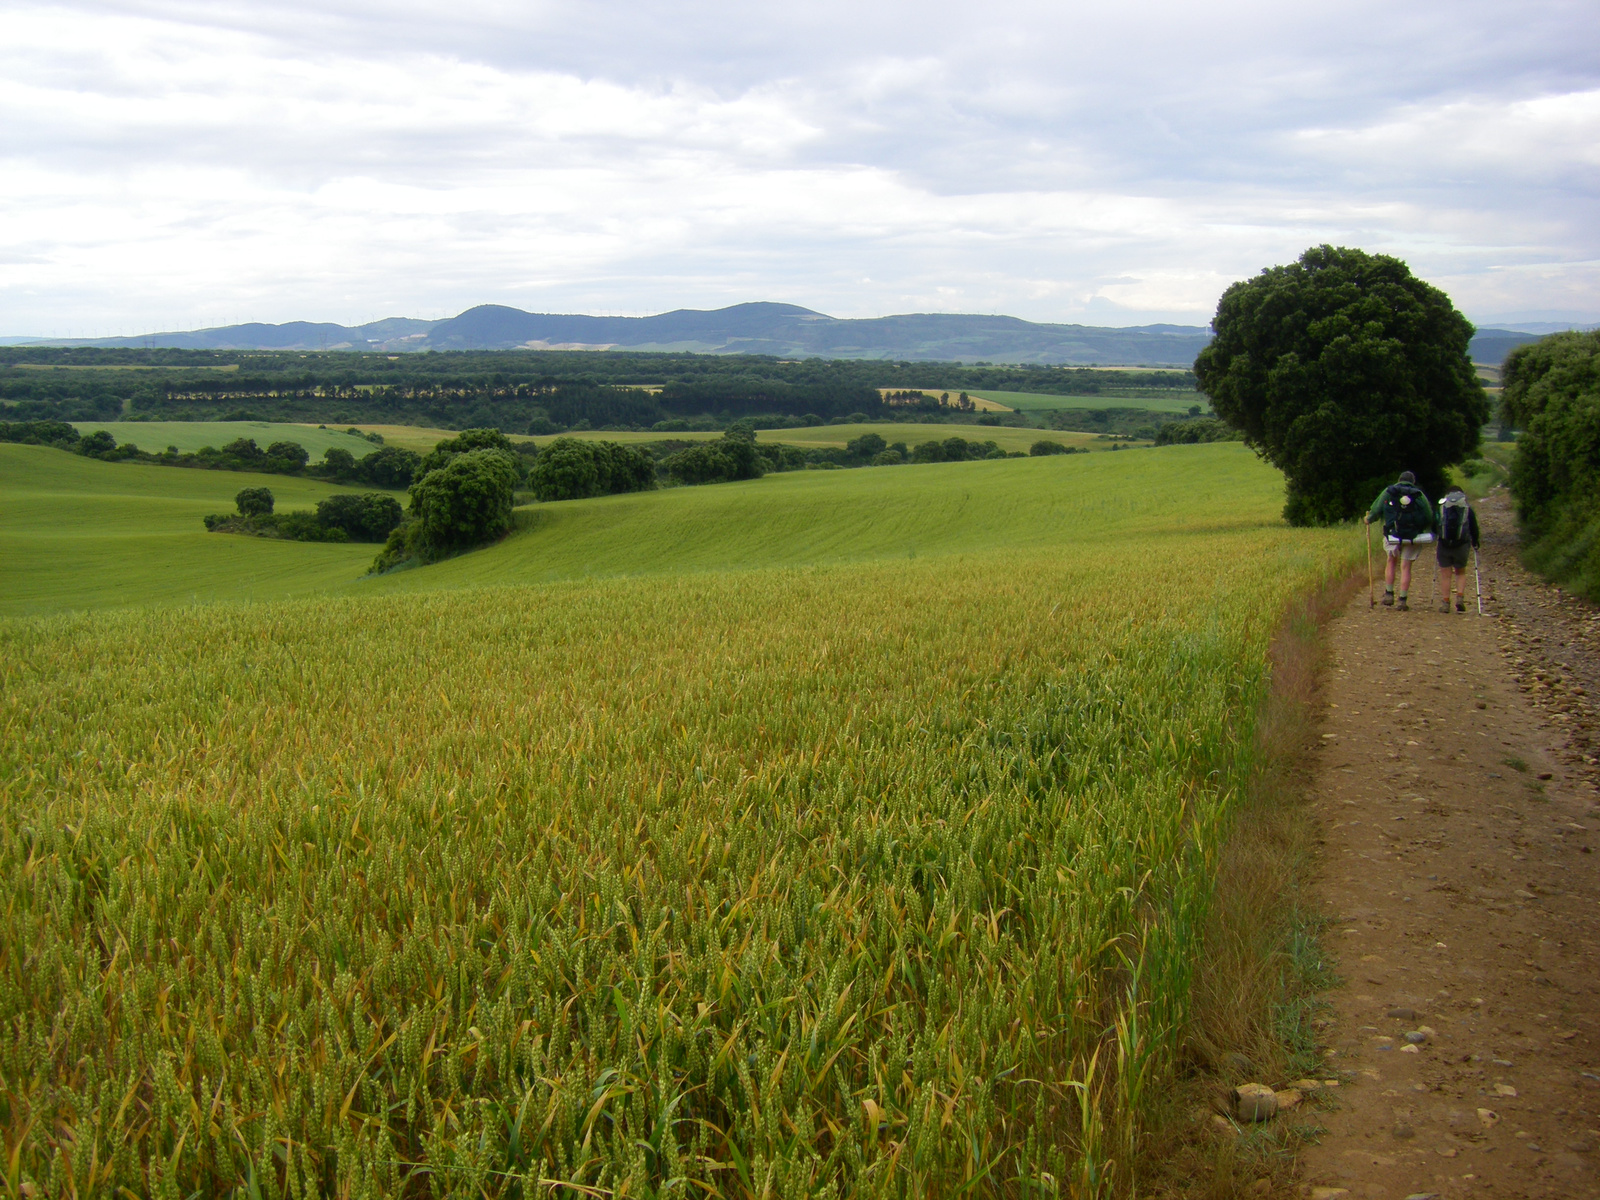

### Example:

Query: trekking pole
xmin=1365 ymin=521 xmax=1375 ymax=607
xmin=1474 ymin=545 xmax=1483 ymax=615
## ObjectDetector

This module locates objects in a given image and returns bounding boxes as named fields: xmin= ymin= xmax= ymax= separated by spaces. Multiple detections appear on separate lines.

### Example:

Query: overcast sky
xmin=3 ymin=0 xmax=1597 ymax=335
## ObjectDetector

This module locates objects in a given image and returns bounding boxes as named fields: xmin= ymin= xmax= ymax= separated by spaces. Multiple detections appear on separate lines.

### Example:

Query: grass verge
xmin=1145 ymin=571 xmax=1360 ymax=1197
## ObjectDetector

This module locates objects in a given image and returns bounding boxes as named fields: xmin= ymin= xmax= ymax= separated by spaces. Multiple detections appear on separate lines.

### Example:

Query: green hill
xmin=4 ymin=441 xmax=1295 ymax=616
xmin=0 ymin=446 xmax=391 ymax=616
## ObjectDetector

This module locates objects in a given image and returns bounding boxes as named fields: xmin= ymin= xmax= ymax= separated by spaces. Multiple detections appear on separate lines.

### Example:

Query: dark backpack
xmin=1383 ymin=483 xmax=1430 ymax=540
xmin=1439 ymin=493 xmax=1472 ymax=547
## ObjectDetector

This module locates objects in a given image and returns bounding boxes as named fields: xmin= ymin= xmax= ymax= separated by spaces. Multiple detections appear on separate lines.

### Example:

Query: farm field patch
xmin=1 ymin=442 xmax=1354 ymax=1197
xmin=362 ymin=443 xmax=1266 ymax=597
xmin=874 ymin=386 xmax=1011 ymax=411
xmin=0 ymin=445 xmax=392 ymax=616
xmin=747 ymin=422 xmax=1095 ymax=454
xmin=72 ymin=420 xmax=384 ymax=459
xmin=979 ymin=388 xmax=1205 ymax=413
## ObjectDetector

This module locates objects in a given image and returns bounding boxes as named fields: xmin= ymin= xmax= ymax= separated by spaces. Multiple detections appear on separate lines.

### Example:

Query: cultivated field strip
xmin=1 ymin=535 xmax=1350 ymax=1197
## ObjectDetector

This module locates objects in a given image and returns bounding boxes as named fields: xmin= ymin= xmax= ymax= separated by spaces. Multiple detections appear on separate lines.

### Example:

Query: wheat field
xmin=0 ymin=445 xmax=1351 ymax=1198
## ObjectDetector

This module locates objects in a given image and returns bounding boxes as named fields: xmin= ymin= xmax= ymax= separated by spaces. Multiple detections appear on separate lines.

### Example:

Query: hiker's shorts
xmin=1436 ymin=541 xmax=1471 ymax=569
xmin=1384 ymin=535 xmax=1429 ymax=562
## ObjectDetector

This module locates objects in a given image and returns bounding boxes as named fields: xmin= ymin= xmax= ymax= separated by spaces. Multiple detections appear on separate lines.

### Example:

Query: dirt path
xmin=1295 ymin=491 xmax=1600 ymax=1200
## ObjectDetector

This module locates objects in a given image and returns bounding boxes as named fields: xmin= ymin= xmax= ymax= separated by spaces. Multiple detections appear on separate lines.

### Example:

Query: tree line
xmin=1502 ymin=330 xmax=1600 ymax=601
xmin=1 ymin=347 xmax=1197 ymax=433
xmin=0 ymin=420 xmax=428 ymax=488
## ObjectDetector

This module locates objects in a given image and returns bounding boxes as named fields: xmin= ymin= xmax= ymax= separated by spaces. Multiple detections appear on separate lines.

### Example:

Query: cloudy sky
xmin=3 ymin=0 xmax=1597 ymax=335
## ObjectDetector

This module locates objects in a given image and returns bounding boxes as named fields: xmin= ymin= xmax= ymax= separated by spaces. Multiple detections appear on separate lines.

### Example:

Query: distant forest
xmin=0 ymin=347 xmax=1197 ymax=432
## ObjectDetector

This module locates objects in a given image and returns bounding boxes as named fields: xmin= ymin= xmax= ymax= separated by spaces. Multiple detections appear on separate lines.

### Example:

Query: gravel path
xmin=1294 ymin=490 xmax=1600 ymax=1200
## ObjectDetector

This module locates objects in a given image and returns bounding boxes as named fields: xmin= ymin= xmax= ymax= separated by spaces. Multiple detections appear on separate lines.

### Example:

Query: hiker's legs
xmin=1398 ymin=556 xmax=1413 ymax=596
xmin=1385 ymin=548 xmax=1398 ymax=589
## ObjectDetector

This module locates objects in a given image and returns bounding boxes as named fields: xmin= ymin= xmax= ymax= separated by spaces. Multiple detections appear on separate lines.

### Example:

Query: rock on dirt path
xmin=1296 ymin=491 xmax=1600 ymax=1200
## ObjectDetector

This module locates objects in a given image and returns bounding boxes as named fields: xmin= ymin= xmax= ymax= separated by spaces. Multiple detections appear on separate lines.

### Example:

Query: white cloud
xmin=1 ymin=0 xmax=1596 ymax=332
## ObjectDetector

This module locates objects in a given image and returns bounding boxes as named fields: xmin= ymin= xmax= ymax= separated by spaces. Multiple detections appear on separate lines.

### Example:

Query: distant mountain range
xmin=3 ymin=302 xmax=1583 ymax=366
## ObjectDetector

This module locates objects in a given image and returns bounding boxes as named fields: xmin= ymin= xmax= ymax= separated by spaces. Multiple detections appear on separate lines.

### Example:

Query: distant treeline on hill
xmin=0 ymin=346 xmax=1196 ymax=433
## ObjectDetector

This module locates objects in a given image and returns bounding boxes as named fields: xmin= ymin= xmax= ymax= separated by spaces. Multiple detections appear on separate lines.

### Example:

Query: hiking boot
xmin=1456 ymin=599 xmax=1467 ymax=613
xmin=1439 ymin=600 xmax=1451 ymax=612
xmin=1396 ymin=597 xmax=1409 ymax=611
xmin=1382 ymin=591 xmax=1395 ymax=607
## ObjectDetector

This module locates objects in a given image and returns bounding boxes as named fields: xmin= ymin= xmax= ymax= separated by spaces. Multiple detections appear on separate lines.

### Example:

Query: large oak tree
xmin=1195 ymin=245 xmax=1489 ymax=525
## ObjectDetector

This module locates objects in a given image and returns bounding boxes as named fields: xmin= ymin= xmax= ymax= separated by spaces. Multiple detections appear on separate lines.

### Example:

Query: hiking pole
xmin=1363 ymin=521 xmax=1376 ymax=604
xmin=1474 ymin=545 xmax=1483 ymax=615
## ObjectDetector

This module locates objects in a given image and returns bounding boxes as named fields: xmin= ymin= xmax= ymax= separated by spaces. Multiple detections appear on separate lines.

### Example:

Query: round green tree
xmin=234 ymin=487 xmax=274 ymax=517
xmin=1194 ymin=245 xmax=1489 ymax=525
xmin=528 ymin=437 xmax=601 ymax=501
xmin=407 ymin=449 xmax=518 ymax=559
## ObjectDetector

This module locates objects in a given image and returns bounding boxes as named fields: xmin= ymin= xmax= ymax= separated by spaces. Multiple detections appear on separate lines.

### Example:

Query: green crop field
xmin=0 ymin=446 xmax=391 ymax=616
xmin=72 ymin=420 xmax=386 ymax=459
xmin=0 ymin=442 xmax=1353 ymax=1198
xmin=978 ymin=389 xmax=1206 ymax=414
xmin=745 ymin=423 xmax=1095 ymax=455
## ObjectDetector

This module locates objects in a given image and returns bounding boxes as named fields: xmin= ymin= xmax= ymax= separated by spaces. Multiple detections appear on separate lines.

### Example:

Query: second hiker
xmin=1363 ymin=470 xmax=1435 ymax=611
xmin=1435 ymin=488 xmax=1481 ymax=612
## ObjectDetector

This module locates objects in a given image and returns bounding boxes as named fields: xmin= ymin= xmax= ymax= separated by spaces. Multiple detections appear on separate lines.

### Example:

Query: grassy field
xmin=745 ymin=423 xmax=1095 ymax=454
xmin=0 ymin=443 xmax=1353 ymax=1197
xmin=979 ymin=389 xmax=1205 ymax=414
xmin=362 ymin=444 xmax=1257 ymax=598
xmin=73 ymin=420 xmax=384 ymax=459
xmin=0 ymin=446 xmax=391 ymax=616
xmin=875 ymin=387 xmax=1011 ymax=412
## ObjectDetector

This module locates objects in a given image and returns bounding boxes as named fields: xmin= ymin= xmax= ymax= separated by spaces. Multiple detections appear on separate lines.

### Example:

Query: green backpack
xmin=1382 ymin=483 xmax=1430 ymax=540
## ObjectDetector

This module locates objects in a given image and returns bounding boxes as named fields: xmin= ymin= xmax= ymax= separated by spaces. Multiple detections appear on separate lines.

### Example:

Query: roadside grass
xmin=71 ymin=420 xmax=384 ymax=459
xmin=0 ymin=445 xmax=393 ymax=617
xmin=1147 ymin=577 xmax=1355 ymax=1197
xmin=0 ymin=439 xmax=1358 ymax=1198
xmin=1456 ymin=440 xmax=1515 ymax=500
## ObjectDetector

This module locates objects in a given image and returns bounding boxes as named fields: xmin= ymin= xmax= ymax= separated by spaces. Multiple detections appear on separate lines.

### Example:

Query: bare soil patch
xmin=1295 ymin=490 xmax=1600 ymax=1199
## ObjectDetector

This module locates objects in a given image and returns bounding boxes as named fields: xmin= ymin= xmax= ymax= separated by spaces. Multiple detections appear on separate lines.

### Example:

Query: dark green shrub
xmin=0 ymin=420 xmax=80 ymax=448
xmin=847 ymin=433 xmax=887 ymax=460
xmin=235 ymin=487 xmax=275 ymax=517
xmin=266 ymin=441 xmax=310 ymax=469
xmin=408 ymin=449 xmax=519 ymax=560
xmin=315 ymin=493 xmax=404 ymax=541
xmin=1153 ymin=419 xmax=1242 ymax=446
xmin=221 ymin=438 xmax=264 ymax=462
xmin=1502 ymin=330 xmax=1600 ymax=600
xmin=320 ymin=448 xmax=356 ymax=478
xmin=79 ymin=430 xmax=117 ymax=456
xmin=1029 ymin=440 xmax=1071 ymax=456
xmin=357 ymin=446 xmax=422 ymax=488
xmin=530 ymin=438 xmax=601 ymax=501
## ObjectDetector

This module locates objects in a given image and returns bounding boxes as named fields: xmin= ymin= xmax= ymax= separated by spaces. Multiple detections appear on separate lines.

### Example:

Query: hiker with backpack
xmin=1434 ymin=489 xmax=1481 ymax=612
xmin=1362 ymin=471 xmax=1435 ymax=611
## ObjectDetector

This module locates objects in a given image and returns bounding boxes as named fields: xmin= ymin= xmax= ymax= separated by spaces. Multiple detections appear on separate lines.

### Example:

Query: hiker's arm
xmin=1364 ymin=491 xmax=1385 ymax=523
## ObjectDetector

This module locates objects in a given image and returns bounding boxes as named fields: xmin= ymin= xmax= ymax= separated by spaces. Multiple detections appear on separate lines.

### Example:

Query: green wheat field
xmin=0 ymin=440 xmax=1351 ymax=1198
